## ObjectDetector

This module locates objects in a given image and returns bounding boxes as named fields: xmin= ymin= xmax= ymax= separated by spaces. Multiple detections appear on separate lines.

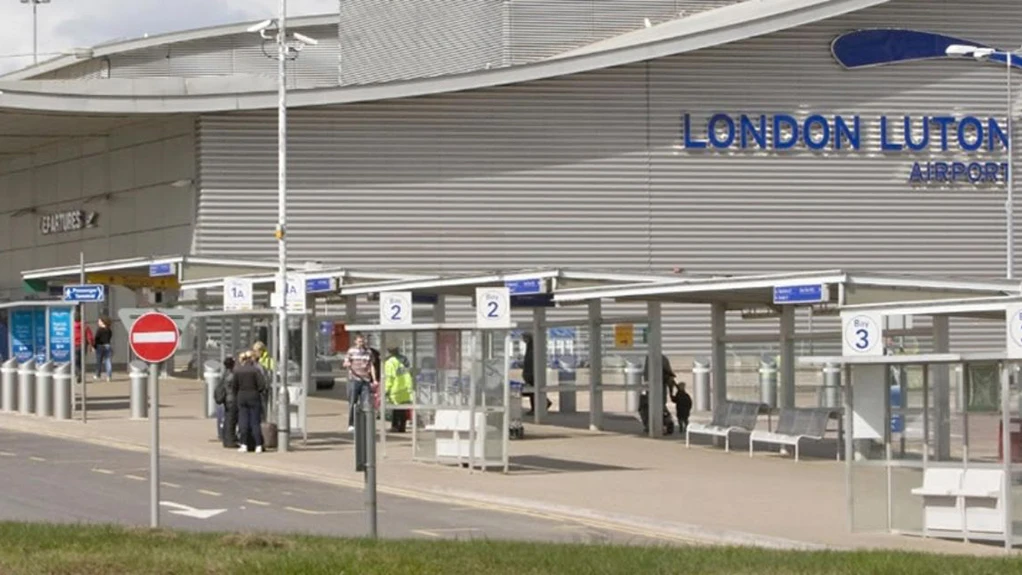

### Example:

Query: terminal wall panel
xmin=195 ymin=0 xmax=1015 ymax=355
xmin=0 ymin=116 xmax=197 ymax=297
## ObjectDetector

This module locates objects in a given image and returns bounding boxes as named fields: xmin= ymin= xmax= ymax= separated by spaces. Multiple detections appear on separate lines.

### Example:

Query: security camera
xmin=246 ymin=19 xmax=273 ymax=33
xmin=293 ymin=32 xmax=319 ymax=46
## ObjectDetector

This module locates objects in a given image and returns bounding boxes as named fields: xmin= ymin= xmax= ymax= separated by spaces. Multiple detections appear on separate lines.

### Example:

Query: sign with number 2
xmin=380 ymin=292 xmax=413 ymax=327
xmin=476 ymin=287 xmax=511 ymax=328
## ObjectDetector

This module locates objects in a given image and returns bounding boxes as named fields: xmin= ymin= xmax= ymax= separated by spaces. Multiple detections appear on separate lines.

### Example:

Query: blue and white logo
xmin=831 ymin=28 xmax=1022 ymax=70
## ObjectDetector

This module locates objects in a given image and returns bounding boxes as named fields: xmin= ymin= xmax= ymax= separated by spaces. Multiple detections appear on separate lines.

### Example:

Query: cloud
xmin=0 ymin=0 xmax=338 ymax=74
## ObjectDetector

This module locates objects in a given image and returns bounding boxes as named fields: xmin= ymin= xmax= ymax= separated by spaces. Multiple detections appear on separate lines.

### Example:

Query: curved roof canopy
xmin=0 ymin=0 xmax=888 ymax=116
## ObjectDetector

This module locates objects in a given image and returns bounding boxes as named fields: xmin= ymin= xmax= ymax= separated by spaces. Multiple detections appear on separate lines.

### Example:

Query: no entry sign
xmin=129 ymin=311 xmax=180 ymax=364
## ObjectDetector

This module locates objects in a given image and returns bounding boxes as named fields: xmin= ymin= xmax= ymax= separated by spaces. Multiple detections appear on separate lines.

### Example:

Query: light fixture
xmin=21 ymin=0 xmax=52 ymax=65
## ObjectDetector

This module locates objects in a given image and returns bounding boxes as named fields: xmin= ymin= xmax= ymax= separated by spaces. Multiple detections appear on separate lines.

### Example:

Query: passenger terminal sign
xmin=681 ymin=113 xmax=1008 ymax=186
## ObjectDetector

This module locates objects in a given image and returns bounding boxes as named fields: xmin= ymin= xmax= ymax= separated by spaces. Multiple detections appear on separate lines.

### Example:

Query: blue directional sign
xmin=9 ymin=310 xmax=34 ymax=363
xmin=773 ymin=284 xmax=828 ymax=305
xmin=63 ymin=284 xmax=106 ymax=303
xmin=149 ymin=263 xmax=175 ymax=277
xmin=305 ymin=277 xmax=336 ymax=294
xmin=506 ymin=278 xmax=545 ymax=296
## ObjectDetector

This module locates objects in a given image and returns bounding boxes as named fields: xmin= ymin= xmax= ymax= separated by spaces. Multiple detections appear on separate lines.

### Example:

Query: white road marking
xmin=245 ymin=499 xmax=271 ymax=506
xmin=160 ymin=481 xmax=181 ymax=489
xmin=412 ymin=528 xmax=482 ymax=538
xmin=92 ymin=468 xmax=115 ymax=475
xmin=29 ymin=456 xmax=46 ymax=462
xmin=198 ymin=489 xmax=222 ymax=497
xmin=124 ymin=474 xmax=146 ymax=481
xmin=0 ymin=451 xmax=15 ymax=457
xmin=284 ymin=506 xmax=365 ymax=516
xmin=160 ymin=501 xmax=226 ymax=520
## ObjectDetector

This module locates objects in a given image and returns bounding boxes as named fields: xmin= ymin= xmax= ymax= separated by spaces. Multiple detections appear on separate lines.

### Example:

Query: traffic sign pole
xmin=150 ymin=363 xmax=159 ymax=529
xmin=80 ymin=252 xmax=87 ymax=424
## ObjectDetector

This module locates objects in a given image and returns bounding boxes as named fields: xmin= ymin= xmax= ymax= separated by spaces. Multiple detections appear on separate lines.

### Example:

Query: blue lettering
xmin=934 ymin=162 xmax=949 ymax=182
xmin=740 ymin=115 xmax=767 ymax=149
xmin=835 ymin=116 xmax=860 ymax=150
xmin=985 ymin=162 xmax=1001 ymax=182
xmin=773 ymin=114 xmax=799 ymax=150
xmin=932 ymin=116 xmax=955 ymax=151
xmin=909 ymin=162 xmax=924 ymax=182
xmin=804 ymin=114 xmax=831 ymax=150
xmin=880 ymin=116 xmax=903 ymax=151
xmin=708 ymin=113 xmax=736 ymax=148
xmin=904 ymin=116 xmax=929 ymax=152
xmin=951 ymin=162 xmax=967 ymax=180
xmin=683 ymin=114 xmax=707 ymax=149
xmin=968 ymin=162 xmax=984 ymax=183
xmin=958 ymin=116 xmax=984 ymax=152
xmin=989 ymin=117 xmax=1009 ymax=151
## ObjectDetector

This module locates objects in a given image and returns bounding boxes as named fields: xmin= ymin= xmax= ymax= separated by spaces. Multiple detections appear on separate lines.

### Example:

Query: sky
xmin=0 ymin=0 xmax=340 ymax=74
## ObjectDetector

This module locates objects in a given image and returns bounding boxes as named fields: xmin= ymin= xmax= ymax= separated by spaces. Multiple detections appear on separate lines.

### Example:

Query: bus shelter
xmin=799 ymin=295 xmax=1022 ymax=550
xmin=551 ymin=270 xmax=1019 ymax=438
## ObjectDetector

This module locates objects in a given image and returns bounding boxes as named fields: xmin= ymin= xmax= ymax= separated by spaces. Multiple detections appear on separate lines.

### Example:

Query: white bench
xmin=910 ymin=468 xmax=1006 ymax=536
xmin=685 ymin=400 xmax=762 ymax=452
xmin=749 ymin=407 xmax=837 ymax=462
xmin=426 ymin=408 xmax=499 ymax=460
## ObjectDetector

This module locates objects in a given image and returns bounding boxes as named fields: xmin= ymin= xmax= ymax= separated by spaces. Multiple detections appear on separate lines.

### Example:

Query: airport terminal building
xmin=0 ymin=0 xmax=1019 ymax=354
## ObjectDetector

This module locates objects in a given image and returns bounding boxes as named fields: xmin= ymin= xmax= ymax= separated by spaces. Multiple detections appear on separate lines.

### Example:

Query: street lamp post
xmin=249 ymin=7 xmax=318 ymax=453
xmin=947 ymin=43 xmax=1022 ymax=280
xmin=21 ymin=0 xmax=51 ymax=65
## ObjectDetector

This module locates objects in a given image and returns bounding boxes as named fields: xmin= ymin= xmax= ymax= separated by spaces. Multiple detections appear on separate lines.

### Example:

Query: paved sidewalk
xmin=0 ymin=377 xmax=1011 ymax=555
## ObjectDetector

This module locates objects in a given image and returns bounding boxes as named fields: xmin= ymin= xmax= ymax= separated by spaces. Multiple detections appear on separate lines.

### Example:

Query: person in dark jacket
xmin=521 ymin=333 xmax=551 ymax=415
xmin=214 ymin=357 xmax=238 ymax=448
xmin=93 ymin=317 xmax=113 ymax=382
xmin=639 ymin=354 xmax=678 ymax=434
xmin=672 ymin=381 xmax=693 ymax=434
xmin=229 ymin=352 xmax=268 ymax=453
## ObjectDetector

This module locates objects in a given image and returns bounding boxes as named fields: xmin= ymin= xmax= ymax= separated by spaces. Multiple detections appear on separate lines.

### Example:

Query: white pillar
xmin=932 ymin=315 xmax=951 ymax=461
xmin=195 ymin=289 xmax=207 ymax=382
xmin=587 ymin=299 xmax=603 ymax=431
xmin=647 ymin=301 xmax=663 ymax=437
xmin=711 ymin=302 xmax=727 ymax=410
xmin=302 ymin=294 xmax=313 ymax=395
xmin=532 ymin=307 xmax=547 ymax=423
xmin=780 ymin=305 xmax=796 ymax=409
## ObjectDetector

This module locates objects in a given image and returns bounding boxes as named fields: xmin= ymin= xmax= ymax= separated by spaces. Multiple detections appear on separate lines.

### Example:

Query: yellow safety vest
xmin=384 ymin=356 xmax=414 ymax=405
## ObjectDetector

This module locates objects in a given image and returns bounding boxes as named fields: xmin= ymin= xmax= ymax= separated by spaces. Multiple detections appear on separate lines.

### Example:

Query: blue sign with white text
xmin=48 ymin=308 xmax=72 ymax=363
xmin=9 ymin=310 xmax=33 ymax=363
xmin=305 ymin=277 xmax=335 ymax=294
xmin=63 ymin=284 xmax=105 ymax=303
xmin=773 ymin=285 xmax=827 ymax=305
xmin=149 ymin=263 xmax=175 ymax=277
xmin=506 ymin=279 xmax=544 ymax=296
xmin=33 ymin=308 xmax=47 ymax=364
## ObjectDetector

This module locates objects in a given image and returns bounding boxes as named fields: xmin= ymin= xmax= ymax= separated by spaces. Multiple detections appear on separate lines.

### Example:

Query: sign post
xmin=129 ymin=311 xmax=182 ymax=529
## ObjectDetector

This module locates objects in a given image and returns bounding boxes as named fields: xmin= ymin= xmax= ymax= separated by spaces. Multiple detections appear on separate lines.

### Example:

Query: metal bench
xmin=685 ymin=400 xmax=762 ymax=452
xmin=748 ymin=407 xmax=837 ymax=461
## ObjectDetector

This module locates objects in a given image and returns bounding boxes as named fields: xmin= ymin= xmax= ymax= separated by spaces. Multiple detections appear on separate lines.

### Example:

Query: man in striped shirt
xmin=344 ymin=334 xmax=378 ymax=432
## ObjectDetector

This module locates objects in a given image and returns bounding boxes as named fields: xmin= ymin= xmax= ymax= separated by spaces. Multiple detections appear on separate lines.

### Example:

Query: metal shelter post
xmin=647 ymin=301 xmax=663 ymax=437
xmin=346 ymin=295 xmax=358 ymax=324
xmin=302 ymin=293 xmax=313 ymax=395
xmin=1001 ymin=362 xmax=1014 ymax=551
xmin=587 ymin=299 xmax=603 ymax=431
xmin=780 ymin=305 xmax=796 ymax=409
xmin=932 ymin=316 xmax=952 ymax=460
xmin=195 ymin=290 xmax=207 ymax=382
xmin=433 ymin=295 xmax=446 ymax=322
xmin=711 ymin=302 xmax=727 ymax=410
xmin=532 ymin=307 xmax=547 ymax=423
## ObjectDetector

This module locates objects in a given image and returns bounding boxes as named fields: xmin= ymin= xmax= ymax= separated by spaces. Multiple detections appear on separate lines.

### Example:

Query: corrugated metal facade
xmin=195 ymin=0 xmax=1020 ymax=356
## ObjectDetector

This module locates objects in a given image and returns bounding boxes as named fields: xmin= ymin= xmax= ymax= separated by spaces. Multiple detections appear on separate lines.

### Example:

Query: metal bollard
xmin=53 ymin=363 xmax=72 ymax=421
xmin=1 ymin=358 xmax=17 ymax=413
xmin=557 ymin=359 xmax=577 ymax=414
xmin=17 ymin=360 xmax=35 ymax=415
xmin=758 ymin=356 xmax=778 ymax=408
xmin=623 ymin=362 xmax=642 ymax=412
xmin=692 ymin=359 xmax=711 ymax=412
xmin=822 ymin=362 xmax=841 ymax=408
xmin=129 ymin=361 xmax=149 ymax=420
xmin=202 ymin=360 xmax=221 ymax=419
xmin=35 ymin=362 xmax=53 ymax=417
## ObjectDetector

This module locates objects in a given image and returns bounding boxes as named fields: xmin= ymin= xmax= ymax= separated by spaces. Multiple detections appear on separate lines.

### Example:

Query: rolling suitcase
xmin=261 ymin=422 xmax=278 ymax=450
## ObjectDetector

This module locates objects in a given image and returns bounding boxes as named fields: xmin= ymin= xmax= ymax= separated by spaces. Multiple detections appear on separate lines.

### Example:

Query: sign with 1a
xmin=223 ymin=277 xmax=254 ymax=311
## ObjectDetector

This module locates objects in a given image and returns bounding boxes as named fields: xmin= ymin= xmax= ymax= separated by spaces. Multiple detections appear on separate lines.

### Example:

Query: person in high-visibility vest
xmin=384 ymin=346 xmax=414 ymax=433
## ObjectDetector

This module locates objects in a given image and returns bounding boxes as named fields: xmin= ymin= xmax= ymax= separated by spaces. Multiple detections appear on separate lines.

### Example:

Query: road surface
xmin=0 ymin=430 xmax=665 ymax=545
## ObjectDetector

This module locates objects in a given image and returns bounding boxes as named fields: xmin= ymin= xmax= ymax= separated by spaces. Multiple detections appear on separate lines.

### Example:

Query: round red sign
xmin=129 ymin=312 xmax=180 ymax=364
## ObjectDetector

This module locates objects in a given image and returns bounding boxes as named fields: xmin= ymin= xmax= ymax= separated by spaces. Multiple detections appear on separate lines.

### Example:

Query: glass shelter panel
xmin=850 ymin=363 xmax=893 ymax=534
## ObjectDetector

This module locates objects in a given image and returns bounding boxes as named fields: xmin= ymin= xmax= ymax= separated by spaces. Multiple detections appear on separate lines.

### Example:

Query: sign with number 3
xmin=841 ymin=311 xmax=883 ymax=357
xmin=476 ymin=287 xmax=511 ymax=328
xmin=380 ymin=291 xmax=413 ymax=327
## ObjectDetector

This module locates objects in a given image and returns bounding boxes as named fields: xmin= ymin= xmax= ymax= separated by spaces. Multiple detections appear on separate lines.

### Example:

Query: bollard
xmin=129 ymin=361 xmax=149 ymax=420
xmin=17 ymin=360 xmax=35 ymax=415
xmin=623 ymin=362 xmax=642 ymax=412
xmin=203 ymin=360 xmax=221 ymax=419
xmin=1 ymin=358 xmax=17 ymax=413
xmin=557 ymin=358 xmax=577 ymax=414
xmin=53 ymin=363 xmax=72 ymax=421
xmin=35 ymin=362 xmax=53 ymax=418
xmin=822 ymin=362 xmax=841 ymax=408
xmin=758 ymin=356 xmax=778 ymax=408
xmin=693 ymin=358 xmax=711 ymax=412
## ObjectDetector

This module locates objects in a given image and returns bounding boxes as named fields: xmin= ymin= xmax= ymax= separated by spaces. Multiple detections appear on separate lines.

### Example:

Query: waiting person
xmin=344 ymin=334 xmax=378 ymax=432
xmin=214 ymin=356 xmax=238 ymax=448
xmin=72 ymin=311 xmax=94 ymax=384
xmin=93 ymin=317 xmax=113 ymax=382
xmin=230 ymin=352 xmax=268 ymax=453
xmin=253 ymin=341 xmax=276 ymax=376
xmin=384 ymin=346 xmax=414 ymax=433
xmin=671 ymin=381 xmax=693 ymax=435
xmin=521 ymin=333 xmax=551 ymax=416
xmin=639 ymin=353 xmax=678 ymax=435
